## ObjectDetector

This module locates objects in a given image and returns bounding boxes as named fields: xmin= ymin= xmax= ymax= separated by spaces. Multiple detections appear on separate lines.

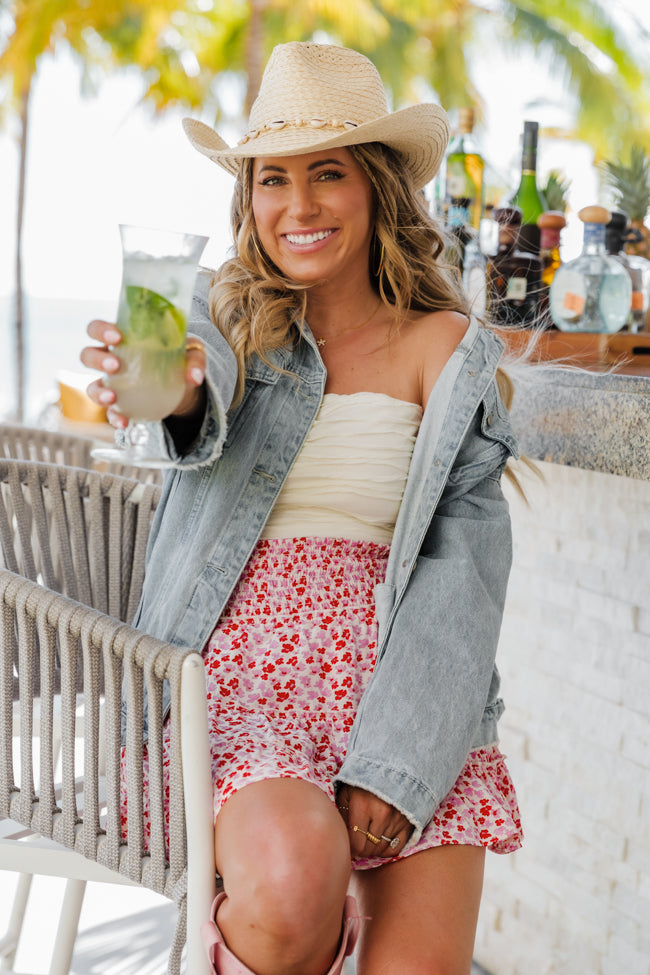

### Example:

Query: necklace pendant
xmin=316 ymin=337 xmax=326 ymax=348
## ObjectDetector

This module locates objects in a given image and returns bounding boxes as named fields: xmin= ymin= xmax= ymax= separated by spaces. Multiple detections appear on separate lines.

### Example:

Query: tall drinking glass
xmin=92 ymin=225 xmax=208 ymax=468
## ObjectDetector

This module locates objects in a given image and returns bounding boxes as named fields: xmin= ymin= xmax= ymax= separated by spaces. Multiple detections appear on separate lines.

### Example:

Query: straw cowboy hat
xmin=183 ymin=41 xmax=449 ymax=190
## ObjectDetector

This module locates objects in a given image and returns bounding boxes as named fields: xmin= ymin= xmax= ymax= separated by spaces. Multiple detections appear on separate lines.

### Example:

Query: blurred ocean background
xmin=0 ymin=294 xmax=116 ymax=422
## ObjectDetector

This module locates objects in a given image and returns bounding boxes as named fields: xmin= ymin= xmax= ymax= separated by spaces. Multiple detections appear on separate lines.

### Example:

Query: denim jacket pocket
xmin=171 ymin=562 xmax=228 ymax=644
xmin=480 ymin=381 xmax=519 ymax=459
xmin=446 ymin=439 xmax=507 ymax=487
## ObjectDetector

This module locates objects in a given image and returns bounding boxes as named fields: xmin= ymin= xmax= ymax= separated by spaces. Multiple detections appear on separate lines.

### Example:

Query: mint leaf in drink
xmin=124 ymin=285 xmax=186 ymax=348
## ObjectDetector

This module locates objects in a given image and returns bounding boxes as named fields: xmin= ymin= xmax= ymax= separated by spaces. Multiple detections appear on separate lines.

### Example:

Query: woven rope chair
xmin=0 ymin=422 xmax=163 ymax=485
xmin=0 ymin=459 xmax=215 ymax=975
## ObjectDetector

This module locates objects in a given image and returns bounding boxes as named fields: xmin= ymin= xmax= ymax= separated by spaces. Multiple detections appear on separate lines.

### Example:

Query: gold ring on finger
xmin=350 ymin=825 xmax=381 ymax=845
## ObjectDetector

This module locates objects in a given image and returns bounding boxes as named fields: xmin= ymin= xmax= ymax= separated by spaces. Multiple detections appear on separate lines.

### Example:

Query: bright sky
xmin=0 ymin=3 xmax=647 ymax=304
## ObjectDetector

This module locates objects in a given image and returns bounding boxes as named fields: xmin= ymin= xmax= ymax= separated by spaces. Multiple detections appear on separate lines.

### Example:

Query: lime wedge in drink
xmin=123 ymin=285 xmax=186 ymax=348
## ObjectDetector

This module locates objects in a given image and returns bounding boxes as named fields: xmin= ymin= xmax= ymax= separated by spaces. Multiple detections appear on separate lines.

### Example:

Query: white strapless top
xmin=261 ymin=392 xmax=423 ymax=545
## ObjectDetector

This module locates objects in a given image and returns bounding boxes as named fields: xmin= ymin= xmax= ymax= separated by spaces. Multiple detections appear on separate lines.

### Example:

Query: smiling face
xmin=251 ymin=148 xmax=376 ymax=290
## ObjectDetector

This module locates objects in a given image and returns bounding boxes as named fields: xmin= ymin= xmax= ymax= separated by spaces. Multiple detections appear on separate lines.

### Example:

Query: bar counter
xmin=496 ymin=328 xmax=650 ymax=480
xmin=474 ymin=327 xmax=650 ymax=975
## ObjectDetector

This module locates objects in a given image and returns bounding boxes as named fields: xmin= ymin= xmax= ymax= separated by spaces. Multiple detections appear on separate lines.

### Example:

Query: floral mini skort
xmin=120 ymin=537 xmax=522 ymax=866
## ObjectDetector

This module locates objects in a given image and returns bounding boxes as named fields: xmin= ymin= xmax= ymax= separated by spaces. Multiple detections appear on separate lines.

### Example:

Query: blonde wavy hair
xmin=208 ymin=141 xmax=514 ymax=418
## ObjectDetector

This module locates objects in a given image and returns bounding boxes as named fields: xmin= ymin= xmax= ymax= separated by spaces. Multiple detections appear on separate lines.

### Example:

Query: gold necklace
xmin=313 ymin=300 xmax=382 ymax=348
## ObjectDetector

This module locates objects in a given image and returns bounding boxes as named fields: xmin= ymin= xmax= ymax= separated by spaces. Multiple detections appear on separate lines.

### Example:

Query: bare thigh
xmin=351 ymin=844 xmax=486 ymax=975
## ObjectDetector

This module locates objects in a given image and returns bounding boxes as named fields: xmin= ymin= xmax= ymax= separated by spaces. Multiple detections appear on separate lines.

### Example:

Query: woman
xmin=82 ymin=42 xmax=522 ymax=975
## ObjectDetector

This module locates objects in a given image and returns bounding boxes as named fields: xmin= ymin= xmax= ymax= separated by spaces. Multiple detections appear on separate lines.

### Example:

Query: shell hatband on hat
xmin=183 ymin=41 xmax=449 ymax=190
xmin=238 ymin=116 xmax=362 ymax=144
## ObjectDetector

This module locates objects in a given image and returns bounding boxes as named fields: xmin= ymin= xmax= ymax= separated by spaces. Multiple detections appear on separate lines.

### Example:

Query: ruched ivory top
xmin=261 ymin=391 xmax=423 ymax=545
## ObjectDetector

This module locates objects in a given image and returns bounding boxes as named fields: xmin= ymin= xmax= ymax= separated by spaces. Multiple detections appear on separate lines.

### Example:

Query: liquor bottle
xmin=605 ymin=210 xmax=650 ymax=333
xmin=445 ymin=108 xmax=485 ymax=230
xmin=479 ymin=204 xmax=499 ymax=258
xmin=536 ymin=210 xmax=566 ymax=326
xmin=486 ymin=206 xmax=543 ymax=327
xmin=462 ymin=236 xmax=488 ymax=317
xmin=549 ymin=205 xmax=632 ymax=333
xmin=510 ymin=121 xmax=547 ymax=254
xmin=445 ymin=197 xmax=474 ymax=273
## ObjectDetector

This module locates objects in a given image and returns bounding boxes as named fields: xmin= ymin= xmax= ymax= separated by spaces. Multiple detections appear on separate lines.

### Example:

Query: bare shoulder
xmin=409 ymin=308 xmax=468 ymax=345
xmin=405 ymin=310 xmax=469 ymax=408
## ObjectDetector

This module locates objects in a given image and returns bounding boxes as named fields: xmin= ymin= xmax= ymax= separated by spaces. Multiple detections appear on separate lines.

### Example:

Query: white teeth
xmin=285 ymin=230 xmax=333 ymax=245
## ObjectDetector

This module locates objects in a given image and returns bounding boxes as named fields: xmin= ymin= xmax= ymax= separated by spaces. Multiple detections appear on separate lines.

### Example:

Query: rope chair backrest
xmin=0 ymin=422 xmax=164 ymax=485
xmin=0 ymin=423 xmax=96 ymax=469
xmin=0 ymin=459 xmax=161 ymax=699
xmin=0 ymin=459 xmax=161 ymax=620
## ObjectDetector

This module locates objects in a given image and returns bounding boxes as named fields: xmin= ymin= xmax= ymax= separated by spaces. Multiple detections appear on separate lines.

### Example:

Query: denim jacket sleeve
xmin=146 ymin=268 xmax=239 ymax=468
xmin=335 ymin=388 xmax=517 ymax=844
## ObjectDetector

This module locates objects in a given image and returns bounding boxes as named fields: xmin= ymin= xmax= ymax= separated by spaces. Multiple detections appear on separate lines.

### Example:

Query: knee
xmin=218 ymin=782 xmax=351 ymax=940
xmin=244 ymin=802 xmax=350 ymax=935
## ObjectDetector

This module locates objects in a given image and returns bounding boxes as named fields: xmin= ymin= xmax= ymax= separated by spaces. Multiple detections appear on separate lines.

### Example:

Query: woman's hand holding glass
xmin=81 ymin=319 xmax=207 ymax=430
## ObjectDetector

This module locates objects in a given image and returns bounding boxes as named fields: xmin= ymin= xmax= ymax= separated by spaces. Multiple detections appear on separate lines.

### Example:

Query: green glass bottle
xmin=511 ymin=121 xmax=547 ymax=254
xmin=445 ymin=108 xmax=485 ymax=230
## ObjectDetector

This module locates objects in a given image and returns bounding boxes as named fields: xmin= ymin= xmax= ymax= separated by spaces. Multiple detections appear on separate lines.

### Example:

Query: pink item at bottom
xmin=201 ymin=892 xmax=361 ymax=974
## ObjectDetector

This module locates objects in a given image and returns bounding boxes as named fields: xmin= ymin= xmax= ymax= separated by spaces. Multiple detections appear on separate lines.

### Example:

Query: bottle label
xmin=631 ymin=290 xmax=644 ymax=311
xmin=446 ymin=168 xmax=471 ymax=198
xmin=506 ymin=276 xmax=527 ymax=300
xmin=563 ymin=291 xmax=586 ymax=315
xmin=549 ymin=268 xmax=587 ymax=326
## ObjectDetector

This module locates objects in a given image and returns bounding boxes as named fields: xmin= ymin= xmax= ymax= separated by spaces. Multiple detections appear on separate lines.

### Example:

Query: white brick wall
xmin=474 ymin=461 xmax=650 ymax=975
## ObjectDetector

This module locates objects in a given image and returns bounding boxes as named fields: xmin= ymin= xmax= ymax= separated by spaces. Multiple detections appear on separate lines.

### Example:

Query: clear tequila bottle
xmin=605 ymin=210 xmax=650 ymax=333
xmin=549 ymin=206 xmax=632 ymax=333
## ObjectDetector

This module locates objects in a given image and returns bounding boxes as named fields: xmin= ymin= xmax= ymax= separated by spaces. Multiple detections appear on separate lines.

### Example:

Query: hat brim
xmin=183 ymin=104 xmax=449 ymax=190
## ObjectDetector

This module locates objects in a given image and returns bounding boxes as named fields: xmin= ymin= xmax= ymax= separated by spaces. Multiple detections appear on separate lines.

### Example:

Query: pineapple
xmin=600 ymin=145 xmax=650 ymax=260
xmin=541 ymin=170 xmax=571 ymax=213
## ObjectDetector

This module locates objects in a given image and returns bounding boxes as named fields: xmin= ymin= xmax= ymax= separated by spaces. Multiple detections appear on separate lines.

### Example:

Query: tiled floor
xmin=0 ymin=871 xmax=490 ymax=974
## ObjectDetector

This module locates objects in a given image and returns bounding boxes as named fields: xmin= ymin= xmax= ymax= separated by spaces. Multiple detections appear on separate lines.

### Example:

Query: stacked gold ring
xmin=350 ymin=825 xmax=381 ymax=845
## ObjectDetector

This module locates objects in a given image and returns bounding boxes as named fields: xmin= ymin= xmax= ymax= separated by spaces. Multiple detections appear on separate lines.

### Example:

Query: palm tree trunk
xmin=245 ymin=0 xmax=266 ymax=115
xmin=14 ymin=81 xmax=31 ymax=423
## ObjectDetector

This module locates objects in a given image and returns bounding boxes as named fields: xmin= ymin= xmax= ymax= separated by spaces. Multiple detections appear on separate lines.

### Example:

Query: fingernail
xmin=102 ymin=356 xmax=119 ymax=371
xmin=190 ymin=367 xmax=204 ymax=385
xmin=107 ymin=410 xmax=127 ymax=428
xmin=99 ymin=389 xmax=115 ymax=405
xmin=105 ymin=330 xmax=121 ymax=344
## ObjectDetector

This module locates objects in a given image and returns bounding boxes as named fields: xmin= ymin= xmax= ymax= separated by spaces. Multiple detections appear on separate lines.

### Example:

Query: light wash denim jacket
xmin=129 ymin=271 xmax=519 ymax=844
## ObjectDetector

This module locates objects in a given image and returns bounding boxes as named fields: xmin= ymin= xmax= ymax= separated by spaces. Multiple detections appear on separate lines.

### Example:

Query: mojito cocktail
xmin=93 ymin=225 xmax=207 ymax=468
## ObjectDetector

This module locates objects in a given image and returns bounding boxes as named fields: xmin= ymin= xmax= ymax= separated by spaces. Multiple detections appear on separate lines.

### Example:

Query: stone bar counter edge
xmin=506 ymin=364 xmax=650 ymax=480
